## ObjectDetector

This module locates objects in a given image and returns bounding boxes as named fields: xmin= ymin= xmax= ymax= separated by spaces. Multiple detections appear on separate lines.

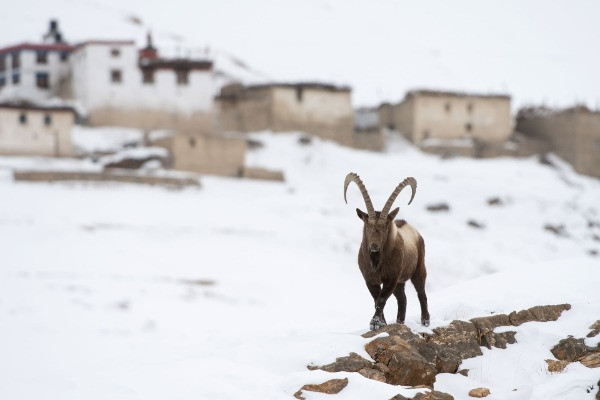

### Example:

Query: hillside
xmin=0 ymin=132 xmax=598 ymax=399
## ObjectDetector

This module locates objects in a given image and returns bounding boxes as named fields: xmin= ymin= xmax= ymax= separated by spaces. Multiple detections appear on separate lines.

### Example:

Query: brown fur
xmin=356 ymin=209 xmax=430 ymax=328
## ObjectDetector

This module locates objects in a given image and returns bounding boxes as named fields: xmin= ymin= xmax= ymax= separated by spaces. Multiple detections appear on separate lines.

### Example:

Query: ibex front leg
xmin=368 ymin=278 xmax=397 ymax=331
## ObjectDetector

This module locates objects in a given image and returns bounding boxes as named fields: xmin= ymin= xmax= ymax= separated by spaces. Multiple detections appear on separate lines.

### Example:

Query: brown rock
xmin=315 ymin=352 xmax=374 ymax=373
xmin=579 ymin=353 xmax=600 ymax=368
xmin=427 ymin=320 xmax=483 ymax=360
xmin=294 ymin=378 xmax=348 ymax=399
xmin=551 ymin=337 xmax=595 ymax=362
xmin=390 ymin=391 xmax=454 ymax=400
xmin=358 ymin=367 xmax=386 ymax=382
xmin=508 ymin=304 xmax=571 ymax=326
xmin=458 ymin=369 xmax=469 ymax=377
xmin=468 ymin=387 xmax=491 ymax=397
xmin=545 ymin=359 xmax=570 ymax=373
xmin=588 ymin=320 xmax=600 ymax=338
xmin=470 ymin=314 xmax=516 ymax=349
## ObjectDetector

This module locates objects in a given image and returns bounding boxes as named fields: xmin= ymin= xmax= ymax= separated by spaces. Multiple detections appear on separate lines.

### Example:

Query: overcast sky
xmin=2 ymin=0 xmax=599 ymax=109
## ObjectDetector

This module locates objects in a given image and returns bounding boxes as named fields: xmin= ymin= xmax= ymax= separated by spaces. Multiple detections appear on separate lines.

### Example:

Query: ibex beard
xmin=344 ymin=172 xmax=430 ymax=331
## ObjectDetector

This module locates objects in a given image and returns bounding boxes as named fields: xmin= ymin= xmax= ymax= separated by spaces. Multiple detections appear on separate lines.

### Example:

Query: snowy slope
xmin=1 ymin=0 xmax=599 ymax=108
xmin=0 ymin=133 xmax=599 ymax=399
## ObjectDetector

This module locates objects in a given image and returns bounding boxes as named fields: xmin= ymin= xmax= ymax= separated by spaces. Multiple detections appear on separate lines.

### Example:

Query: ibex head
xmin=344 ymin=172 xmax=417 ymax=267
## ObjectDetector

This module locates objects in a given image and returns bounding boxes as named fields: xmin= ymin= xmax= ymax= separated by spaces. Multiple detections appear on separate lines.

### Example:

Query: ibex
xmin=344 ymin=173 xmax=430 ymax=330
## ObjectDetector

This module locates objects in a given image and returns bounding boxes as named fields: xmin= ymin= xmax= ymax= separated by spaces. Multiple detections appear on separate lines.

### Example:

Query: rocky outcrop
xmin=299 ymin=304 xmax=573 ymax=398
xmin=551 ymin=337 xmax=598 ymax=362
xmin=294 ymin=378 xmax=348 ymax=399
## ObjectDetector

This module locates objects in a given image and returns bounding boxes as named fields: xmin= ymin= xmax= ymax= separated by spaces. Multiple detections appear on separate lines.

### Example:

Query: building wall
xmin=516 ymin=109 xmax=600 ymax=178
xmin=217 ymin=86 xmax=272 ymax=133
xmin=390 ymin=98 xmax=415 ymax=140
xmin=0 ymin=107 xmax=74 ymax=156
xmin=155 ymin=134 xmax=246 ymax=176
xmin=0 ymin=48 xmax=70 ymax=102
xmin=70 ymin=42 xmax=214 ymax=130
xmin=412 ymin=94 xmax=511 ymax=143
xmin=270 ymin=87 xmax=354 ymax=145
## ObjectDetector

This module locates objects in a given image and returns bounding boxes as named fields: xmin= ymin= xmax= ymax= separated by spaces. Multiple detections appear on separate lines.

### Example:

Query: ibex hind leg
xmin=411 ymin=272 xmax=430 ymax=327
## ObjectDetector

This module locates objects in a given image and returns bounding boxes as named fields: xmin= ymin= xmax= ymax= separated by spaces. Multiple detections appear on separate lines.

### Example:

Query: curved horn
xmin=344 ymin=172 xmax=376 ymax=221
xmin=379 ymin=177 xmax=417 ymax=222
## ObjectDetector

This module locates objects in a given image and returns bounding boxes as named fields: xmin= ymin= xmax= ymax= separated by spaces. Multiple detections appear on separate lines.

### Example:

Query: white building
xmin=0 ymin=102 xmax=75 ymax=157
xmin=0 ymin=21 xmax=72 ymax=103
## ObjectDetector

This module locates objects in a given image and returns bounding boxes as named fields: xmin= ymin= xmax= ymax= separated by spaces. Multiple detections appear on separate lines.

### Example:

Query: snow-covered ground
xmin=0 ymin=132 xmax=599 ymax=399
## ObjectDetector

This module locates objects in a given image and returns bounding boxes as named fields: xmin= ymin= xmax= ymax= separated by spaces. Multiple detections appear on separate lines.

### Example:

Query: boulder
xmin=311 ymin=352 xmax=374 ymax=373
xmin=470 ymin=314 xmax=516 ymax=349
xmin=551 ymin=337 xmax=596 ymax=362
xmin=508 ymin=304 xmax=571 ymax=326
xmin=426 ymin=320 xmax=483 ymax=360
xmin=588 ymin=320 xmax=600 ymax=338
xmin=545 ymin=359 xmax=570 ymax=373
xmin=580 ymin=353 xmax=600 ymax=368
xmin=294 ymin=378 xmax=348 ymax=399
xmin=358 ymin=367 xmax=386 ymax=382
xmin=468 ymin=387 xmax=491 ymax=398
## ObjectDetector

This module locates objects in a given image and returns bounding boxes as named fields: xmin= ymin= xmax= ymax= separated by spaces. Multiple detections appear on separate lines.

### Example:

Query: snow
xmin=1 ymin=1 xmax=599 ymax=109
xmin=0 ymin=132 xmax=599 ymax=399
xmin=73 ymin=126 xmax=145 ymax=155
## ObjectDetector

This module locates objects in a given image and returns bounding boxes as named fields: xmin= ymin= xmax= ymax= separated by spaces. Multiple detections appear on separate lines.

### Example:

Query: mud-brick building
xmin=516 ymin=106 xmax=600 ymax=178
xmin=379 ymin=90 xmax=512 ymax=157
xmin=216 ymin=82 xmax=355 ymax=146
xmin=0 ymin=103 xmax=75 ymax=157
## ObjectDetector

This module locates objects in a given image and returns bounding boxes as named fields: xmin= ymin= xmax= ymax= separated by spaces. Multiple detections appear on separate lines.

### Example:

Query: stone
xmin=551 ymin=337 xmax=595 ymax=362
xmin=294 ymin=378 xmax=348 ymax=399
xmin=458 ymin=369 xmax=469 ymax=377
xmin=365 ymin=336 xmax=437 ymax=387
xmin=427 ymin=320 xmax=483 ymax=360
xmin=588 ymin=320 xmax=600 ymax=338
xmin=579 ymin=353 xmax=600 ymax=368
xmin=426 ymin=203 xmax=450 ymax=212
xmin=390 ymin=391 xmax=454 ymax=400
xmin=314 ymin=352 xmax=374 ymax=373
xmin=545 ymin=359 xmax=570 ymax=373
xmin=468 ymin=387 xmax=491 ymax=398
xmin=358 ymin=367 xmax=386 ymax=382
xmin=470 ymin=314 xmax=516 ymax=349
xmin=508 ymin=304 xmax=571 ymax=326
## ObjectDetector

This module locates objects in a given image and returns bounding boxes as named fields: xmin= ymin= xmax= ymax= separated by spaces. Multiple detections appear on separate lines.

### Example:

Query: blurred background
xmin=0 ymin=1 xmax=599 ymax=399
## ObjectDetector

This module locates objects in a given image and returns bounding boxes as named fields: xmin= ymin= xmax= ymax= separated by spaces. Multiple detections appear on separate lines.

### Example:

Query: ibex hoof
xmin=396 ymin=319 xmax=405 ymax=325
xmin=370 ymin=316 xmax=387 ymax=331
xmin=421 ymin=319 xmax=430 ymax=327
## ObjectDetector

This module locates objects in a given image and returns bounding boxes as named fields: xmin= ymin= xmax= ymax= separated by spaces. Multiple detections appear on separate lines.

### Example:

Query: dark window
xmin=444 ymin=102 xmax=451 ymax=112
xmin=44 ymin=114 xmax=52 ymax=126
xmin=36 ymin=51 xmax=48 ymax=64
xmin=19 ymin=112 xmax=27 ymax=125
xmin=176 ymin=69 xmax=189 ymax=85
xmin=296 ymin=87 xmax=303 ymax=102
xmin=465 ymin=123 xmax=473 ymax=132
xmin=0 ymin=76 xmax=5 ymax=87
xmin=11 ymin=52 xmax=19 ymax=68
xmin=60 ymin=51 xmax=69 ymax=62
xmin=467 ymin=103 xmax=473 ymax=113
xmin=111 ymin=69 xmax=122 ymax=83
xmin=0 ymin=56 xmax=5 ymax=72
xmin=111 ymin=48 xmax=121 ymax=57
xmin=142 ymin=68 xmax=154 ymax=84
xmin=36 ymin=72 xmax=49 ymax=89
xmin=12 ymin=72 xmax=20 ymax=84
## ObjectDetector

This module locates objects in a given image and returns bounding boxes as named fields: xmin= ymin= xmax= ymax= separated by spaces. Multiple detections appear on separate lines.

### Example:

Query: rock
xmin=391 ymin=391 xmax=454 ymax=400
xmin=508 ymin=304 xmax=571 ymax=326
xmin=545 ymin=359 xmax=570 ymax=373
xmin=458 ymin=369 xmax=469 ymax=377
xmin=358 ymin=367 xmax=386 ymax=382
xmin=486 ymin=197 xmax=503 ymax=206
xmin=468 ymin=387 xmax=491 ymax=398
xmin=543 ymin=223 xmax=568 ymax=237
xmin=470 ymin=314 xmax=516 ymax=349
xmin=313 ymin=352 xmax=374 ymax=373
xmin=588 ymin=320 xmax=600 ymax=338
xmin=294 ymin=378 xmax=348 ymax=399
xmin=467 ymin=220 xmax=485 ymax=229
xmin=551 ymin=337 xmax=596 ymax=362
xmin=579 ymin=353 xmax=600 ymax=368
xmin=427 ymin=320 xmax=483 ymax=360
xmin=426 ymin=203 xmax=450 ymax=212
xmin=365 ymin=336 xmax=437 ymax=387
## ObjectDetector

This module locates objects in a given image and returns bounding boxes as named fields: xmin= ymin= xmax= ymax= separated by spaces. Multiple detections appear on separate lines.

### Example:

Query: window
xmin=111 ymin=69 xmax=122 ymax=83
xmin=12 ymin=72 xmax=20 ymax=84
xmin=444 ymin=102 xmax=451 ymax=112
xmin=111 ymin=48 xmax=121 ymax=57
xmin=0 ymin=76 xmax=5 ymax=88
xmin=36 ymin=51 xmax=48 ymax=64
xmin=11 ymin=52 xmax=19 ymax=68
xmin=176 ymin=69 xmax=189 ymax=85
xmin=0 ymin=56 xmax=5 ymax=72
xmin=142 ymin=68 xmax=154 ymax=84
xmin=296 ymin=87 xmax=304 ymax=102
xmin=44 ymin=114 xmax=52 ymax=126
xmin=465 ymin=123 xmax=473 ymax=133
xmin=19 ymin=112 xmax=27 ymax=125
xmin=60 ymin=51 xmax=69 ymax=62
xmin=36 ymin=72 xmax=49 ymax=89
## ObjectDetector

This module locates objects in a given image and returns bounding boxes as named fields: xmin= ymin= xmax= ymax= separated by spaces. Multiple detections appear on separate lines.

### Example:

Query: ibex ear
xmin=356 ymin=208 xmax=368 ymax=222
xmin=387 ymin=207 xmax=400 ymax=221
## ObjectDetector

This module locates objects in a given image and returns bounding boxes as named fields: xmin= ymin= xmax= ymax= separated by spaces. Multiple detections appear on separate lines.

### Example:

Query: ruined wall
xmin=0 ymin=107 xmax=74 ymax=157
xmin=216 ymin=87 xmax=272 ymax=134
xmin=155 ymin=134 xmax=246 ymax=177
xmin=516 ymin=109 xmax=600 ymax=178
